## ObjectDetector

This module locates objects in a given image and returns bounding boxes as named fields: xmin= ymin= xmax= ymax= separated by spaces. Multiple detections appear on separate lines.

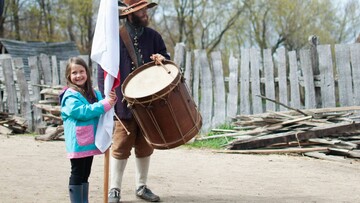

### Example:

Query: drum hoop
xmin=141 ymin=113 xmax=202 ymax=149
xmin=121 ymin=60 xmax=181 ymax=104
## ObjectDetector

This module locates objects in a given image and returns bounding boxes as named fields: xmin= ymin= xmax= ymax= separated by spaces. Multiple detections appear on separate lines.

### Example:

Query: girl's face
xmin=70 ymin=63 xmax=88 ymax=87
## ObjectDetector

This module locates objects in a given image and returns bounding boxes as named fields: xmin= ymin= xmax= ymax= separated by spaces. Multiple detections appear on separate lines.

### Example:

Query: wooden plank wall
xmin=175 ymin=43 xmax=360 ymax=132
xmin=1 ymin=43 xmax=360 ymax=133
xmin=0 ymin=54 xmax=91 ymax=132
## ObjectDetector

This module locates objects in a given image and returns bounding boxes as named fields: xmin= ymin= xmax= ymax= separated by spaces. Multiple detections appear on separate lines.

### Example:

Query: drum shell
xmin=122 ymin=61 xmax=202 ymax=149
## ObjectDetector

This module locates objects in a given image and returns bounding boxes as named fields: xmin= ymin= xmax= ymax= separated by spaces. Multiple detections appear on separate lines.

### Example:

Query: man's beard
xmin=131 ymin=13 xmax=149 ymax=27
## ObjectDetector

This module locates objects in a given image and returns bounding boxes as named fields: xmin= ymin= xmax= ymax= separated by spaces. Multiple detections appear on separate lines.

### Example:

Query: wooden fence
xmin=172 ymin=43 xmax=360 ymax=132
xmin=1 ymin=43 xmax=360 ymax=133
xmin=0 ymin=54 xmax=93 ymax=132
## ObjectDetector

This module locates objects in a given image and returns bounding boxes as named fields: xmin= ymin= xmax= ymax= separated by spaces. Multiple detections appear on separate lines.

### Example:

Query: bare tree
xmin=0 ymin=0 xmax=359 ymax=56
xmin=154 ymin=0 xmax=247 ymax=54
xmin=36 ymin=0 xmax=54 ymax=41
xmin=336 ymin=0 xmax=360 ymax=43
xmin=10 ymin=0 xmax=21 ymax=40
xmin=0 ymin=0 xmax=7 ymax=37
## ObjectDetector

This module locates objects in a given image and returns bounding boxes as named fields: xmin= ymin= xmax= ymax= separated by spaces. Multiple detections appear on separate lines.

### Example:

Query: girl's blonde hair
xmin=65 ymin=57 xmax=97 ymax=103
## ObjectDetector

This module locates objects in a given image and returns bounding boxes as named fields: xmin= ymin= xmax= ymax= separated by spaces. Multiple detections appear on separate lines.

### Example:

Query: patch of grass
xmin=185 ymin=123 xmax=235 ymax=149
xmin=15 ymin=133 xmax=36 ymax=137
xmin=185 ymin=137 xmax=231 ymax=149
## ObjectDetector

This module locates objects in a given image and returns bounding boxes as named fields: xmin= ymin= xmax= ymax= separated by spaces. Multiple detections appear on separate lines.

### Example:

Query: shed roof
xmin=0 ymin=38 xmax=80 ymax=62
xmin=0 ymin=38 xmax=80 ymax=80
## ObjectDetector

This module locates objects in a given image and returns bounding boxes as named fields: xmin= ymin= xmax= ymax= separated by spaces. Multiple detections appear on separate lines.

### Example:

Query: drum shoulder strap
xmin=120 ymin=26 xmax=139 ymax=68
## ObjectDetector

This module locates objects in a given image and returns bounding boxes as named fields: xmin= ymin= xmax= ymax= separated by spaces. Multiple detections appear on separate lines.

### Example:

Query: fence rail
xmin=1 ymin=43 xmax=359 ymax=133
xmin=172 ymin=43 xmax=360 ymax=132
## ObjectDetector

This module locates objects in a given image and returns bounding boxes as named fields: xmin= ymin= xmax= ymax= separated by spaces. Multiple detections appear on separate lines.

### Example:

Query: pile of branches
xmin=0 ymin=112 xmax=28 ymax=134
xmin=199 ymin=104 xmax=360 ymax=163
xmin=33 ymin=85 xmax=64 ymax=141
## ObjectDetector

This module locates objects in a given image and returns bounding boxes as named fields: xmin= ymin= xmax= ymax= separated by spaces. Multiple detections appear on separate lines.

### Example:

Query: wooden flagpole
xmin=104 ymin=115 xmax=130 ymax=203
xmin=104 ymin=148 xmax=110 ymax=203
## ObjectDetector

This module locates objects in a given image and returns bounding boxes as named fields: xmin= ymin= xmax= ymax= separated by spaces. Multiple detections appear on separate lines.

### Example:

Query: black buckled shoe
xmin=136 ymin=185 xmax=160 ymax=202
xmin=108 ymin=188 xmax=120 ymax=203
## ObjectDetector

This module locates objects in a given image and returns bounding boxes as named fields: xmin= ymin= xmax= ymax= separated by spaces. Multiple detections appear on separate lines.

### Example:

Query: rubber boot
xmin=135 ymin=156 xmax=150 ymax=189
xmin=82 ymin=182 xmax=89 ymax=203
xmin=69 ymin=184 xmax=83 ymax=203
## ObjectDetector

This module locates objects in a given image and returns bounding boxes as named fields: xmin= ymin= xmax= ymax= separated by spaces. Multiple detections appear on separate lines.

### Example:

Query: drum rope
xmin=146 ymin=106 xmax=169 ymax=147
xmin=122 ymin=61 xmax=202 ymax=148
xmin=179 ymin=80 xmax=201 ymax=131
xmin=166 ymin=98 xmax=186 ymax=143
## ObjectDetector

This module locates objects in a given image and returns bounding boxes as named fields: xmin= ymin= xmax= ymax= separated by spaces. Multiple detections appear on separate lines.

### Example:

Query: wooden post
xmin=309 ymin=35 xmax=321 ymax=107
xmin=335 ymin=44 xmax=353 ymax=107
xmin=104 ymin=149 xmax=110 ymax=203
xmin=51 ymin=55 xmax=59 ymax=86
xmin=211 ymin=51 xmax=226 ymax=127
xmin=2 ymin=58 xmax=17 ymax=114
xmin=300 ymin=49 xmax=316 ymax=109
xmin=277 ymin=47 xmax=288 ymax=111
xmin=288 ymin=51 xmax=301 ymax=109
xmin=198 ymin=50 xmax=212 ymax=131
xmin=350 ymin=44 xmax=360 ymax=106
xmin=39 ymin=53 xmax=52 ymax=86
xmin=173 ymin=42 xmax=186 ymax=73
xmin=263 ymin=49 xmax=276 ymax=112
xmin=59 ymin=60 xmax=67 ymax=86
xmin=228 ymin=52 xmax=239 ymax=118
xmin=317 ymin=45 xmax=336 ymax=108
xmin=250 ymin=48 xmax=262 ymax=114
xmin=29 ymin=56 xmax=43 ymax=133
xmin=239 ymin=49 xmax=250 ymax=115
xmin=14 ymin=58 xmax=33 ymax=131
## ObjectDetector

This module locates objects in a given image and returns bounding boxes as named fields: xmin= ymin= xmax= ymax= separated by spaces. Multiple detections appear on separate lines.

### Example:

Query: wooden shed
xmin=0 ymin=38 xmax=80 ymax=80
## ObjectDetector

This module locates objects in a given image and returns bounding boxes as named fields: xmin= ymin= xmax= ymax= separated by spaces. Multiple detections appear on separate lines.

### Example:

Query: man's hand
xmin=150 ymin=53 xmax=165 ymax=65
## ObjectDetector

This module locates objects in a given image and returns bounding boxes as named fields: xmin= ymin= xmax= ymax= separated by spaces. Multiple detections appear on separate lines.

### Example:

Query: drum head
xmin=124 ymin=63 xmax=179 ymax=99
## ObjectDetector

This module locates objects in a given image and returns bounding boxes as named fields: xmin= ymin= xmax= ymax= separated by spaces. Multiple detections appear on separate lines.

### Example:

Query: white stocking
xmin=135 ymin=156 xmax=150 ymax=189
xmin=110 ymin=156 xmax=127 ymax=190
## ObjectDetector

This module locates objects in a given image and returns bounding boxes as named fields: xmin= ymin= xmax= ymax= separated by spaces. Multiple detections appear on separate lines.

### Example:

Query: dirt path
xmin=1 ymin=135 xmax=360 ymax=203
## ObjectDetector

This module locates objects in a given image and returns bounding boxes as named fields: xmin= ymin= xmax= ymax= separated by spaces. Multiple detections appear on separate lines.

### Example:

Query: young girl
xmin=60 ymin=57 xmax=116 ymax=203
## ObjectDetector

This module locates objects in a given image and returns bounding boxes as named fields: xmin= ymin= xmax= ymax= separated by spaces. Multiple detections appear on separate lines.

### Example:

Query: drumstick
xmin=151 ymin=54 xmax=171 ymax=74
xmin=157 ymin=60 xmax=171 ymax=74
xmin=114 ymin=113 xmax=131 ymax=135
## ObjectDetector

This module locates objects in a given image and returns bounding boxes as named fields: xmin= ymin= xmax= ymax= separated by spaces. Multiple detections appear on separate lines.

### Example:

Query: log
xmin=38 ymin=99 xmax=59 ymax=104
xmin=257 ymin=94 xmax=310 ymax=116
xmin=211 ymin=129 xmax=238 ymax=133
xmin=198 ymin=116 xmax=312 ymax=141
xmin=197 ymin=127 xmax=265 ymax=140
xmin=42 ymin=113 xmax=62 ymax=121
xmin=214 ymin=147 xmax=329 ymax=154
xmin=266 ymin=116 xmax=313 ymax=130
xmin=0 ymin=125 xmax=13 ymax=135
xmin=12 ymin=115 xmax=28 ymax=126
xmin=235 ymin=106 xmax=360 ymax=118
xmin=227 ymin=122 xmax=360 ymax=150
xmin=33 ymin=104 xmax=61 ymax=115
xmin=35 ymin=125 xmax=64 ymax=141
xmin=304 ymin=152 xmax=354 ymax=163
xmin=328 ymin=148 xmax=360 ymax=158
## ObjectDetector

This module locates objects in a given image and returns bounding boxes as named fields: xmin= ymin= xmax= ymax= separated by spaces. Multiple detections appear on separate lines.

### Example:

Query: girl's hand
xmin=107 ymin=90 xmax=117 ymax=106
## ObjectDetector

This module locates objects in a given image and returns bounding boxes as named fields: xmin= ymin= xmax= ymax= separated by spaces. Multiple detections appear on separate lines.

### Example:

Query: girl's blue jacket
xmin=60 ymin=88 xmax=112 ymax=159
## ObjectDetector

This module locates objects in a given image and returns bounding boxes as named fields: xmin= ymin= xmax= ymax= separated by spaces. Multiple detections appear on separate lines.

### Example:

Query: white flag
xmin=91 ymin=0 xmax=120 ymax=153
